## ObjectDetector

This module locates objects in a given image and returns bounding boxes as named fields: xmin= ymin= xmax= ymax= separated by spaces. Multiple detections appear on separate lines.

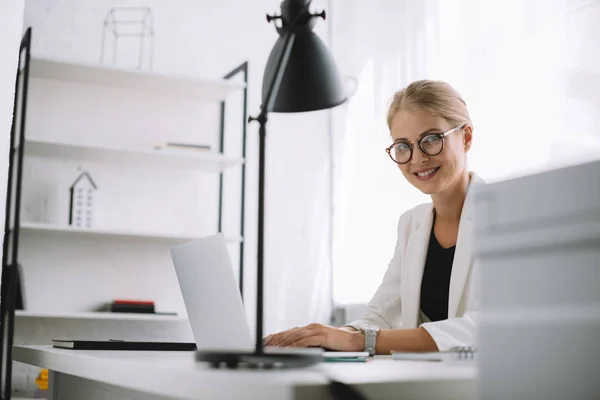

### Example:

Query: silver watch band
xmin=362 ymin=326 xmax=379 ymax=356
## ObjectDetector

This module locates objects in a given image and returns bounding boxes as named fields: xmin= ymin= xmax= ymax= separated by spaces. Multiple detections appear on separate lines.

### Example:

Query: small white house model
xmin=69 ymin=172 xmax=97 ymax=228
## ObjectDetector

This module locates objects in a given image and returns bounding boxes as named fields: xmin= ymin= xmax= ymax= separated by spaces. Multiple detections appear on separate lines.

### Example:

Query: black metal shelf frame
xmin=1 ymin=26 xmax=32 ymax=400
xmin=218 ymin=62 xmax=248 ymax=300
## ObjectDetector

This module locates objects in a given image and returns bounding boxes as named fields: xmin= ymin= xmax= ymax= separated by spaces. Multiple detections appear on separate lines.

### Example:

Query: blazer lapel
xmin=401 ymin=204 xmax=434 ymax=327
xmin=447 ymin=173 xmax=482 ymax=317
xmin=447 ymin=211 xmax=473 ymax=317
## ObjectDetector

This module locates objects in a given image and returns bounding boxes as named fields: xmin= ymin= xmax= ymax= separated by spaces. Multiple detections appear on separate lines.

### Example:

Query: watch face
xmin=363 ymin=324 xmax=380 ymax=332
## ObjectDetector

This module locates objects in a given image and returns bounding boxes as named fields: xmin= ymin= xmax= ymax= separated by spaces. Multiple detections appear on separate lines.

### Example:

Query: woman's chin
xmin=416 ymin=185 xmax=438 ymax=195
xmin=411 ymin=177 xmax=442 ymax=195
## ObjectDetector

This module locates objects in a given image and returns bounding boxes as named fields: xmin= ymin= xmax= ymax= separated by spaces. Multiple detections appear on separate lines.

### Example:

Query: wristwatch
xmin=360 ymin=324 xmax=380 ymax=356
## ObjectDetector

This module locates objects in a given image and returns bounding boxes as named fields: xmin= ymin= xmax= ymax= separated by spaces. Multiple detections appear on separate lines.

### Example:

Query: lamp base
xmin=196 ymin=349 xmax=323 ymax=369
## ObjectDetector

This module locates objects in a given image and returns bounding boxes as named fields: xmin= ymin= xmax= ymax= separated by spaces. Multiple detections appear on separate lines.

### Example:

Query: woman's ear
xmin=463 ymin=124 xmax=473 ymax=152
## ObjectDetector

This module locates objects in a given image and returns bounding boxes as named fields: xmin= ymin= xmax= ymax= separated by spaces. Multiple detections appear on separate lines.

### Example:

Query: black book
xmin=110 ymin=303 xmax=155 ymax=313
xmin=52 ymin=340 xmax=197 ymax=351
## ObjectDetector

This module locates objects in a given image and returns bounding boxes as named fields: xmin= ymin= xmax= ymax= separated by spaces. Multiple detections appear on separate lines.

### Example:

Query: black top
xmin=420 ymin=214 xmax=456 ymax=322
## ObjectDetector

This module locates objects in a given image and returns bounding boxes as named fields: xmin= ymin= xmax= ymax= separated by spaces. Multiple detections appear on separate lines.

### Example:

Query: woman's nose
xmin=411 ymin=147 xmax=429 ymax=164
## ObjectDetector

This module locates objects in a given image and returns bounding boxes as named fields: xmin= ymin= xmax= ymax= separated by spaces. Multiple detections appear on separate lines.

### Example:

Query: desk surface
xmin=14 ymin=345 xmax=477 ymax=399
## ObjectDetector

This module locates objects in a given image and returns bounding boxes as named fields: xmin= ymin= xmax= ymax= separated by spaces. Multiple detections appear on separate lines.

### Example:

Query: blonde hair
xmin=386 ymin=80 xmax=471 ymax=130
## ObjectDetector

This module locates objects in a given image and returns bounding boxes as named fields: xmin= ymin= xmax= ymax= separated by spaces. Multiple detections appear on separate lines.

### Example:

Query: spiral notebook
xmin=391 ymin=346 xmax=477 ymax=364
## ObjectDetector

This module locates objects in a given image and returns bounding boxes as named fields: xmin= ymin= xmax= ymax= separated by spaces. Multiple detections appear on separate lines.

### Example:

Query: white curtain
xmin=331 ymin=0 xmax=600 ymax=305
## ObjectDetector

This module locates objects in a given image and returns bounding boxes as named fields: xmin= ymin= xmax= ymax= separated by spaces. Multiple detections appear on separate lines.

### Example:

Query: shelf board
xmin=19 ymin=222 xmax=243 ymax=244
xmin=29 ymin=57 xmax=245 ymax=102
xmin=24 ymin=139 xmax=244 ymax=171
xmin=15 ymin=310 xmax=187 ymax=322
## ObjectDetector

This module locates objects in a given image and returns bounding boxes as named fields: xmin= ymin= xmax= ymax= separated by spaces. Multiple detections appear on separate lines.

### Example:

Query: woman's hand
xmin=264 ymin=323 xmax=364 ymax=351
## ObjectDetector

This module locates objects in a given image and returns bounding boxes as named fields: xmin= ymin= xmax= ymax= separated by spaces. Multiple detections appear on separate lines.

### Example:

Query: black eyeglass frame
xmin=385 ymin=123 xmax=467 ymax=165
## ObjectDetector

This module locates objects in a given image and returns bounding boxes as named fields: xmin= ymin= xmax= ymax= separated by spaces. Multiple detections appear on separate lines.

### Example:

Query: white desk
xmin=14 ymin=345 xmax=476 ymax=400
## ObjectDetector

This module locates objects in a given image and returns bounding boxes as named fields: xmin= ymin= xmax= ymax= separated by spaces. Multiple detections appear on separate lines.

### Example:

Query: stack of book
xmin=101 ymin=299 xmax=156 ymax=314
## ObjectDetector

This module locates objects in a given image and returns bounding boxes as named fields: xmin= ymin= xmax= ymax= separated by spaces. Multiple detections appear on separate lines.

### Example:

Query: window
xmin=331 ymin=0 xmax=600 ymax=305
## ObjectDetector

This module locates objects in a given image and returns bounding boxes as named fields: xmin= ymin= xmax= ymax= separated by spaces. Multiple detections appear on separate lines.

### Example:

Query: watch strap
xmin=363 ymin=328 xmax=377 ymax=356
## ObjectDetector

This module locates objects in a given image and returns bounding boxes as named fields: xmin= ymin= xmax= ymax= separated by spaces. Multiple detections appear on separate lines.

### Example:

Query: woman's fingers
xmin=279 ymin=324 xmax=326 ymax=347
xmin=277 ymin=327 xmax=312 ymax=347
xmin=267 ymin=333 xmax=285 ymax=347
xmin=265 ymin=324 xmax=329 ymax=348
xmin=290 ymin=336 xmax=323 ymax=348
xmin=263 ymin=334 xmax=274 ymax=346
xmin=265 ymin=324 xmax=358 ymax=351
xmin=278 ymin=328 xmax=317 ymax=347
xmin=268 ymin=327 xmax=300 ymax=347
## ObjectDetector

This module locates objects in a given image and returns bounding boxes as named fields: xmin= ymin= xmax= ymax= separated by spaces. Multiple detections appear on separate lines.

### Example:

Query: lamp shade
xmin=262 ymin=28 xmax=347 ymax=113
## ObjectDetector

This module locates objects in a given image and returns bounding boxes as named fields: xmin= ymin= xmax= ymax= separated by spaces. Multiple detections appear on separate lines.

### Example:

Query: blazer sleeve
xmin=343 ymin=211 xmax=412 ymax=330
xmin=419 ymin=258 xmax=481 ymax=351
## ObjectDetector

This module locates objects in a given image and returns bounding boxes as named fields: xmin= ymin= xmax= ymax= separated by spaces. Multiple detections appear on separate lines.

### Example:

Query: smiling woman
xmin=386 ymin=80 xmax=473 ymax=197
xmin=265 ymin=80 xmax=484 ymax=355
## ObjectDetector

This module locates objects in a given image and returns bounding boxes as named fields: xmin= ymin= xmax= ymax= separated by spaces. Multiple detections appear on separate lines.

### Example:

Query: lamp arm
xmin=251 ymin=0 xmax=314 ymax=354
xmin=253 ymin=30 xmax=295 ymax=354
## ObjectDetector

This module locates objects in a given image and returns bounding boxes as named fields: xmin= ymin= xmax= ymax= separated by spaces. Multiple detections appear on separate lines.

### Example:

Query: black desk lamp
xmin=196 ymin=0 xmax=346 ymax=368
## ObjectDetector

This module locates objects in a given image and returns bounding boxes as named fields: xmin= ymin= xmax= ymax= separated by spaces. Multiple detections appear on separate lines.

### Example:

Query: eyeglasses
xmin=385 ymin=124 xmax=466 ymax=164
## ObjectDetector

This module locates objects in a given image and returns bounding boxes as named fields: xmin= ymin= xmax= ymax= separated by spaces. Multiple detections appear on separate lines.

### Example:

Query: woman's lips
xmin=414 ymin=166 xmax=440 ymax=181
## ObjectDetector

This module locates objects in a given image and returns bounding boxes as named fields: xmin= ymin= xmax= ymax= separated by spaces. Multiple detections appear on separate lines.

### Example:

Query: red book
xmin=111 ymin=300 xmax=155 ymax=314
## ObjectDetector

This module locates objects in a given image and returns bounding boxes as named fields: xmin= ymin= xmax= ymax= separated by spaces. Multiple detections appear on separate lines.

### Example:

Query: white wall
xmin=0 ymin=0 xmax=26 ymax=284
xmin=329 ymin=0 xmax=433 ymax=304
xmin=20 ymin=0 xmax=335 ymax=336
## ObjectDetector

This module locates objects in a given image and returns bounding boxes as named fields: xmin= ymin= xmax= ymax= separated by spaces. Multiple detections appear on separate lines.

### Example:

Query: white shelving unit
xmin=24 ymin=138 xmax=244 ymax=171
xmin=9 ymin=52 xmax=248 ymax=316
xmin=19 ymin=222 xmax=244 ymax=244
xmin=29 ymin=57 xmax=245 ymax=101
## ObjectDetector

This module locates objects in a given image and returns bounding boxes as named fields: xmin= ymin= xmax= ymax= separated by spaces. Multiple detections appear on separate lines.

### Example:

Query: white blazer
xmin=347 ymin=172 xmax=484 ymax=351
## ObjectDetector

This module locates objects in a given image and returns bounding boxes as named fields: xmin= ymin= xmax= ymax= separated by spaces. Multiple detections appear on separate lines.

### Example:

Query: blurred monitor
xmin=473 ymin=160 xmax=600 ymax=400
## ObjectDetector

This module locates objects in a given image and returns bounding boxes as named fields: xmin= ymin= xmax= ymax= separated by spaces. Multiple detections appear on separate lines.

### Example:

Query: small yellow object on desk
xmin=35 ymin=368 xmax=48 ymax=390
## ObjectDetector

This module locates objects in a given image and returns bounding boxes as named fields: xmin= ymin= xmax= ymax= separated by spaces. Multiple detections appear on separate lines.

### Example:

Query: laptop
xmin=169 ymin=233 xmax=368 ymax=360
